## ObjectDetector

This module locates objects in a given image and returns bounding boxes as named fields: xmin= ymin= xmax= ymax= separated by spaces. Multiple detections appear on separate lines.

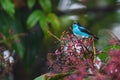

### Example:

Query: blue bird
xmin=72 ymin=22 xmax=98 ymax=39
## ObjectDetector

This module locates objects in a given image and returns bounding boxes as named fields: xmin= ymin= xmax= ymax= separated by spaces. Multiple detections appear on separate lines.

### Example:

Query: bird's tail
xmin=93 ymin=35 xmax=99 ymax=40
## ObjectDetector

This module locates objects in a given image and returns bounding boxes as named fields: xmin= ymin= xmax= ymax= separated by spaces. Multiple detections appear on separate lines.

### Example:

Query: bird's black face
xmin=73 ymin=22 xmax=78 ymax=25
xmin=72 ymin=22 xmax=81 ymax=29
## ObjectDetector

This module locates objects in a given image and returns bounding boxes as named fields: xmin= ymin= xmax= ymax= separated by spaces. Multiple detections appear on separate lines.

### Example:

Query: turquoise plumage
xmin=72 ymin=22 xmax=98 ymax=39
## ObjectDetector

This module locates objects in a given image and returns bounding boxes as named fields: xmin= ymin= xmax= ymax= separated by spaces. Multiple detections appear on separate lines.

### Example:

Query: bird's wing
xmin=78 ymin=26 xmax=93 ymax=35
xmin=79 ymin=26 xmax=99 ymax=39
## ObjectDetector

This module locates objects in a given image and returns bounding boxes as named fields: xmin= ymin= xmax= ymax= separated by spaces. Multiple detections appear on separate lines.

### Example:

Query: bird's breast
xmin=73 ymin=28 xmax=89 ymax=38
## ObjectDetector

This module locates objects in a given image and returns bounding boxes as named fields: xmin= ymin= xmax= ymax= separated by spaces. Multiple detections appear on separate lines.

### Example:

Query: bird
xmin=72 ymin=22 xmax=98 ymax=39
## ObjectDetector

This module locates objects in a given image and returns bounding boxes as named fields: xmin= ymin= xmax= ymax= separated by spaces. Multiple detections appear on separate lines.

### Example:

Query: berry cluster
xmin=47 ymin=32 xmax=120 ymax=80
xmin=47 ymin=33 xmax=97 ymax=79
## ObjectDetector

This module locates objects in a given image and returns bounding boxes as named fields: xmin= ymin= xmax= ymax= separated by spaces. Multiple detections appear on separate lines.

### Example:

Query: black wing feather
xmin=75 ymin=23 xmax=93 ymax=35
xmin=78 ymin=25 xmax=98 ymax=39
xmin=78 ymin=26 xmax=93 ymax=35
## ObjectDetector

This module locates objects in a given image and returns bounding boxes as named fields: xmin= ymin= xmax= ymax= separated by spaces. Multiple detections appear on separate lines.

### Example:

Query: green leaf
xmin=34 ymin=73 xmax=70 ymax=80
xmin=27 ymin=10 xmax=44 ymax=29
xmin=98 ymin=53 xmax=108 ymax=61
xmin=34 ymin=74 xmax=46 ymax=80
xmin=0 ymin=0 xmax=15 ymax=17
xmin=27 ymin=10 xmax=49 ymax=37
xmin=38 ymin=12 xmax=48 ymax=37
xmin=27 ymin=0 xmax=36 ymax=9
xmin=104 ymin=44 xmax=120 ymax=52
xmin=39 ymin=0 xmax=52 ymax=12
xmin=14 ymin=42 xmax=25 ymax=58
xmin=48 ymin=73 xmax=70 ymax=80
xmin=38 ymin=12 xmax=47 ymax=30
xmin=47 ymin=13 xmax=60 ymax=33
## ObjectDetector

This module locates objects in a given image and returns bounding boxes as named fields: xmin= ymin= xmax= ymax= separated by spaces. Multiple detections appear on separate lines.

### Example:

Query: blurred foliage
xmin=98 ymin=44 xmax=120 ymax=62
xmin=0 ymin=0 xmax=15 ymax=17
xmin=0 ymin=0 xmax=61 ymax=67
xmin=0 ymin=12 xmax=25 ymax=58
xmin=27 ymin=0 xmax=61 ymax=38
xmin=0 ymin=0 xmax=62 ymax=79
xmin=0 ymin=0 xmax=120 ymax=79
xmin=34 ymin=73 xmax=71 ymax=80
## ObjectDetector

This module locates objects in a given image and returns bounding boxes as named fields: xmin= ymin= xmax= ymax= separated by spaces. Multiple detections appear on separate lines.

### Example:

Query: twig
xmin=92 ymin=40 xmax=96 ymax=63
xmin=47 ymin=30 xmax=61 ymax=42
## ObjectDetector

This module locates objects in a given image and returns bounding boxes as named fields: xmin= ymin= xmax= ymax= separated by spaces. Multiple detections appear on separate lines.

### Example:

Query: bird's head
xmin=72 ymin=22 xmax=81 ymax=29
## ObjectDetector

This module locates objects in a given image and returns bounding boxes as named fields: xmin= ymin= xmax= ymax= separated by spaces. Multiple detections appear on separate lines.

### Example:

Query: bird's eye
xmin=73 ymin=23 xmax=77 ymax=24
